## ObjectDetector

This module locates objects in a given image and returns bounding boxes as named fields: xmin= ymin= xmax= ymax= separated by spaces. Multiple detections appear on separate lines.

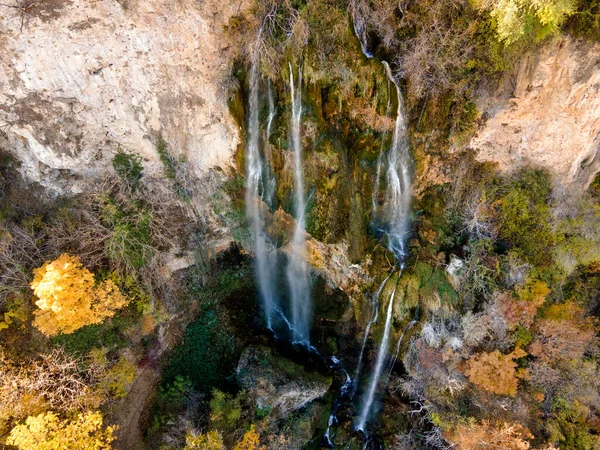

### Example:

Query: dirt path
xmin=113 ymin=364 xmax=161 ymax=450
xmin=112 ymin=325 xmax=179 ymax=449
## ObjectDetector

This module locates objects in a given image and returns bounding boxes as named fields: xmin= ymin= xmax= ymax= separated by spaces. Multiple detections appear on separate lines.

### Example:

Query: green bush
xmin=51 ymin=307 xmax=135 ymax=357
xmin=565 ymin=0 xmax=600 ymax=39
xmin=101 ymin=197 xmax=154 ymax=270
xmin=209 ymin=389 xmax=246 ymax=433
xmin=112 ymin=150 xmax=143 ymax=191
xmin=156 ymin=135 xmax=177 ymax=181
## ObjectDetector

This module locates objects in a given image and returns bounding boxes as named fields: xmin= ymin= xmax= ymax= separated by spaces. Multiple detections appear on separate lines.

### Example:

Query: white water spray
xmin=286 ymin=63 xmax=312 ymax=345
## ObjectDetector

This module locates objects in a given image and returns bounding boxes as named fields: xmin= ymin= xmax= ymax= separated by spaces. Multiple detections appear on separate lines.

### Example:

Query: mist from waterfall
xmin=245 ymin=57 xmax=279 ymax=330
xmin=286 ymin=63 xmax=312 ymax=345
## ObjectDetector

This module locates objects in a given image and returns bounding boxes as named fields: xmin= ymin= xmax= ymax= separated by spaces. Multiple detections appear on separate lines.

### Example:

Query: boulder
xmin=236 ymin=346 xmax=331 ymax=418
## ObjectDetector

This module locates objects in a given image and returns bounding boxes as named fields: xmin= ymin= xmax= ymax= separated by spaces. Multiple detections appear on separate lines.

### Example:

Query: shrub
xmin=99 ymin=356 xmax=137 ymax=399
xmin=156 ymin=134 xmax=177 ymax=181
xmin=233 ymin=425 xmax=265 ymax=450
xmin=184 ymin=430 xmax=225 ymax=450
xmin=209 ymin=389 xmax=245 ymax=434
xmin=495 ymin=170 xmax=555 ymax=266
xmin=476 ymin=0 xmax=577 ymax=45
xmin=112 ymin=150 xmax=143 ymax=191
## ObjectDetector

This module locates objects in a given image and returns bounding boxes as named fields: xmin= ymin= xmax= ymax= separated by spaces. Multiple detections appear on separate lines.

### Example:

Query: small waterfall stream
xmin=245 ymin=58 xmax=279 ymax=330
xmin=352 ymin=272 xmax=391 ymax=396
xmin=286 ymin=63 xmax=312 ymax=345
xmin=357 ymin=281 xmax=398 ymax=432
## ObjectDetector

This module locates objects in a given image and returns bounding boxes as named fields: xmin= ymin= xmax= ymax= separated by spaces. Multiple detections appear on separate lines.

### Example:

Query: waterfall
xmin=350 ymin=0 xmax=373 ymax=59
xmin=245 ymin=58 xmax=279 ymax=330
xmin=286 ymin=63 xmax=312 ymax=345
xmin=356 ymin=282 xmax=398 ymax=432
xmin=381 ymin=61 xmax=412 ymax=260
xmin=356 ymin=61 xmax=413 ymax=432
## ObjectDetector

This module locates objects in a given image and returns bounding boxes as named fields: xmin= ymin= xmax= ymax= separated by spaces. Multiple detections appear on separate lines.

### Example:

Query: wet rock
xmin=236 ymin=346 xmax=332 ymax=418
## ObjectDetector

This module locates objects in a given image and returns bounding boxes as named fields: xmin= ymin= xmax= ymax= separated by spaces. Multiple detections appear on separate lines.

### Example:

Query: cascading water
xmin=350 ymin=0 xmax=373 ymax=59
xmin=356 ymin=61 xmax=413 ymax=433
xmin=323 ymin=356 xmax=353 ymax=447
xmin=245 ymin=57 xmax=280 ymax=330
xmin=286 ymin=63 xmax=312 ymax=345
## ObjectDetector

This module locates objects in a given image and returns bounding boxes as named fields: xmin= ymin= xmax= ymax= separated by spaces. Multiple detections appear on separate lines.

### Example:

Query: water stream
xmin=357 ymin=281 xmax=398 ymax=432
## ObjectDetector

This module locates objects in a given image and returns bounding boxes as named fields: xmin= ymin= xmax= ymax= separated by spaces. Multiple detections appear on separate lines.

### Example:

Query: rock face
xmin=0 ymin=0 xmax=244 ymax=194
xmin=470 ymin=37 xmax=600 ymax=188
xmin=237 ymin=346 xmax=332 ymax=418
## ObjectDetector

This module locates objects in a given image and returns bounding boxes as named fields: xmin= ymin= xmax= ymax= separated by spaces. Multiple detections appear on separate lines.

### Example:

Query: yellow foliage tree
xmin=30 ymin=254 xmax=129 ymax=336
xmin=184 ymin=429 xmax=225 ymax=450
xmin=464 ymin=348 xmax=528 ymax=396
xmin=6 ymin=410 xmax=116 ymax=450
xmin=233 ymin=425 xmax=265 ymax=450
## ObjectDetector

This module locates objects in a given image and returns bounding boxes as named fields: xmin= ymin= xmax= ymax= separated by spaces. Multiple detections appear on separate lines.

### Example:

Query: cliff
xmin=470 ymin=37 xmax=600 ymax=188
xmin=0 ymin=0 xmax=244 ymax=194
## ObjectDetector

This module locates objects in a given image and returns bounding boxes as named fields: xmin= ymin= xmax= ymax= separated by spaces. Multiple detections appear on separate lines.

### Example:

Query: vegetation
xmin=395 ymin=161 xmax=600 ymax=449
xmin=31 ymin=254 xmax=129 ymax=336
xmin=6 ymin=410 xmax=116 ymax=450
xmin=2 ymin=0 xmax=600 ymax=449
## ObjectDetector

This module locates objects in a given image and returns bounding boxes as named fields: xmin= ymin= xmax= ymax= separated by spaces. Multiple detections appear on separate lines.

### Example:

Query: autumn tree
xmin=448 ymin=420 xmax=533 ymax=449
xmin=233 ymin=425 xmax=265 ymax=450
xmin=30 ymin=254 xmax=129 ymax=336
xmin=6 ymin=410 xmax=116 ymax=450
xmin=464 ymin=348 xmax=528 ymax=396
xmin=0 ymin=349 xmax=103 ymax=435
xmin=184 ymin=430 xmax=225 ymax=450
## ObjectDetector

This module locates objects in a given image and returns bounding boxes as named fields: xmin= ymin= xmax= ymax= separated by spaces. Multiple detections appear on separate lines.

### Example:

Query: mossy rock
xmin=236 ymin=346 xmax=332 ymax=418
